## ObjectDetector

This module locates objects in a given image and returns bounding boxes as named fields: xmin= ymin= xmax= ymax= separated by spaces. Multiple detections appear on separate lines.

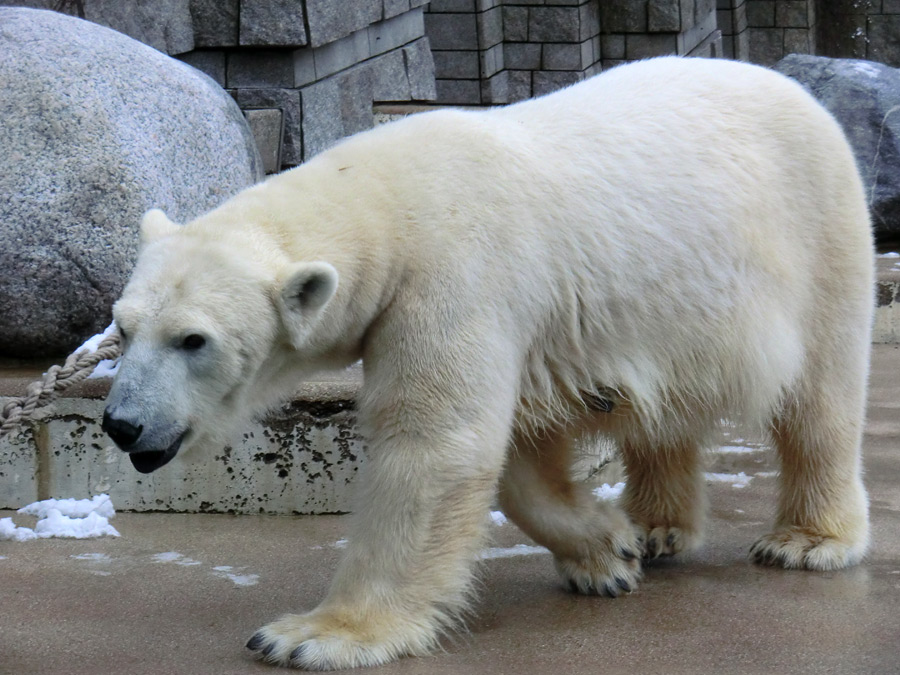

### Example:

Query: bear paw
xmin=639 ymin=526 xmax=699 ymax=561
xmin=247 ymin=609 xmax=437 ymax=670
xmin=750 ymin=527 xmax=865 ymax=571
xmin=555 ymin=539 xmax=643 ymax=597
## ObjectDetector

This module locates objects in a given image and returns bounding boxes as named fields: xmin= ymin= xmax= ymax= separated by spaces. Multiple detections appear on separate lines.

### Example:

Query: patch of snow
xmin=19 ymin=494 xmax=115 ymax=520
xmin=333 ymin=539 xmax=349 ymax=549
xmin=75 ymin=322 xmax=120 ymax=379
xmin=878 ymin=252 xmax=899 ymax=258
xmin=851 ymin=61 xmax=878 ymax=78
xmin=91 ymin=571 xmax=112 ymax=577
xmin=2 ymin=495 xmax=119 ymax=540
xmin=490 ymin=511 xmax=507 ymax=526
xmin=151 ymin=551 xmax=201 ymax=566
xmin=715 ymin=445 xmax=762 ymax=454
xmin=755 ymin=471 xmax=778 ymax=478
xmin=477 ymin=544 xmax=550 ymax=560
xmin=212 ymin=565 xmax=259 ymax=586
xmin=704 ymin=471 xmax=752 ymax=488
xmin=33 ymin=510 xmax=120 ymax=539
xmin=71 ymin=552 xmax=110 ymax=561
xmin=0 ymin=517 xmax=38 ymax=541
xmin=593 ymin=482 xmax=626 ymax=501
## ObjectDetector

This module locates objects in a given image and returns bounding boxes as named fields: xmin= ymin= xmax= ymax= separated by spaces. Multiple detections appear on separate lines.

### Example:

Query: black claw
xmin=262 ymin=643 xmax=276 ymax=658
xmin=246 ymin=633 xmax=265 ymax=652
xmin=666 ymin=532 xmax=676 ymax=548
xmin=619 ymin=547 xmax=637 ymax=561
xmin=290 ymin=644 xmax=307 ymax=664
xmin=647 ymin=537 xmax=659 ymax=559
xmin=568 ymin=579 xmax=580 ymax=594
xmin=602 ymin=583 xmax=618 ymax=598
xmin=615 ymin=577 xmax=632 ymax=593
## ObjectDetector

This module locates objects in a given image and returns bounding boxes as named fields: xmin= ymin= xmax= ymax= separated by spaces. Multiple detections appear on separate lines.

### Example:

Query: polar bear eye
xmin=182 ymin=334 xmax=206 ymax=350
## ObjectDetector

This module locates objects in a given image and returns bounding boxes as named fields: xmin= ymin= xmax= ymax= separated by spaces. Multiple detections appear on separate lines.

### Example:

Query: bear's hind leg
xmin=620 ymin=437 xmax=706 ymax=560
xmin=752 ymin=387 xmax=869 ymax=571
xmin=498 ymin=425 xmax=643 ymax=596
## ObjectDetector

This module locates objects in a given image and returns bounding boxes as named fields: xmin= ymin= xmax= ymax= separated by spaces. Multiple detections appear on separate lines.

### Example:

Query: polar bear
xmin=103 ymin=57 xmax=873 ymax=669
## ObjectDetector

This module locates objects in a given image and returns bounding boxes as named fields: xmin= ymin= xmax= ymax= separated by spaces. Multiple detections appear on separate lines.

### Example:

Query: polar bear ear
xmin=276 ymin=261 xmax=339 ymax=349
xmin=139 ymin=209 xmax=180 ymax=246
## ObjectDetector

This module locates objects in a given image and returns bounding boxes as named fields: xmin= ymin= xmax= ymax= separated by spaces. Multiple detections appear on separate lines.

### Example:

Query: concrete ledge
xmin=0 ymin=366 xmax=365 ymax=515
xmin=875 ymin=255 xmax=900 ymax=344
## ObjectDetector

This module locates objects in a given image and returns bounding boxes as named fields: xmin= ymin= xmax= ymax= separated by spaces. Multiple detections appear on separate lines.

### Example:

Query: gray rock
xmin=774 ymin=55 xmax=900 ymax=243
xmin=0 ymin=8 xmax=263 ymax=358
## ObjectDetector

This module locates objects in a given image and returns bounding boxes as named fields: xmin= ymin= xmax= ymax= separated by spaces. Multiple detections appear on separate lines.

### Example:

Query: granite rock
xmin=775 ymin=55 xmax=900 ymax=243
xmin=0 ymin=8 xmax=262 ymax=358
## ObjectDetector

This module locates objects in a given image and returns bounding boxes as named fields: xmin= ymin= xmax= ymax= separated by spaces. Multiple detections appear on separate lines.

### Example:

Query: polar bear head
xmin=102 ymin=209 xmax=340 ymax=473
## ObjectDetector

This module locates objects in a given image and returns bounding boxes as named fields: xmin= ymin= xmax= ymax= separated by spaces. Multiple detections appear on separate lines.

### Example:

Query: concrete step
xmin=1 ymin=256 xmax=898 ymax=514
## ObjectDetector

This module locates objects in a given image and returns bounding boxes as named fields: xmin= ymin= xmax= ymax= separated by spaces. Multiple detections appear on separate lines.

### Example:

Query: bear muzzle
xmin=127 ymin=433 xmax=185 ymax=474
xmin=102 ymin=408 xmax=187 ymax=473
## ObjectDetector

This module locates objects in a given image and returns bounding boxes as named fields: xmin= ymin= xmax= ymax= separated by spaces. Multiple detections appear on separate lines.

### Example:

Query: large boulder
xmin=0 ymin=8 xmax=263 ymax=359
xmin=774 ymin=55 xmax=900 ymax=244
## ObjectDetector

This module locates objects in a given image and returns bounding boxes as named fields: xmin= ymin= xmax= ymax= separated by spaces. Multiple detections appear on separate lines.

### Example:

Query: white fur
xmin=106 ymin=57 xmax=874 ymax=669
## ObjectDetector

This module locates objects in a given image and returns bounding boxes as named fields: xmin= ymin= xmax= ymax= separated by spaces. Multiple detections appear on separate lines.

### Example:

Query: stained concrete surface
xmin=2 ymin=345 xmax=899 ymax=675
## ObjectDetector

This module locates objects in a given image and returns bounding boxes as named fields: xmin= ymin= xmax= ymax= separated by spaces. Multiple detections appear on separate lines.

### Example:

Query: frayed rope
xmin=0 ymin=332 xmax=121 ymax=439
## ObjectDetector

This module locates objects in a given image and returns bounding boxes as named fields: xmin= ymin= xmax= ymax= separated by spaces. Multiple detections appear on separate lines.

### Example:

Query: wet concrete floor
xmin=2 ymin=345 xmax=899 ymax=675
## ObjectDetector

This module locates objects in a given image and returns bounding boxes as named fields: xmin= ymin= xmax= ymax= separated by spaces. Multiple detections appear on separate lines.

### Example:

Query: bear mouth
xmin=129 ymin=430 xmax=187 ymax=474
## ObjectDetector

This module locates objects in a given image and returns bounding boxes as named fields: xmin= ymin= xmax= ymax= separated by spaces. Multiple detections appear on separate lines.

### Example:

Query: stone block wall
xmin=599 ymin=0 xmax=722 ymax=68
xmin=718 ymin=0 xmax=749 ymax=59
xmin=743 ymin=0 xmax=816 ymax=65
xmin=814 ymin=1 xmax=900 ymax=68
xmin=186 ymin=0 xmax=437 ymax=169
xmin=12 ymin=0 xmax=437 ymax=171
xmin=426 ymin=0 xmax=722 ymax=105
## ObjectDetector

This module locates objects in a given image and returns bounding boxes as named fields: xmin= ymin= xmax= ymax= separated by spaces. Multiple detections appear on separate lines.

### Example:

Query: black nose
xmin=102 ymin=409 xmax=143 ymax=449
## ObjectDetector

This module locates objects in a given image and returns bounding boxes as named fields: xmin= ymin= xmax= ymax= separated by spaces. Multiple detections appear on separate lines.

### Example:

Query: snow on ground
xmin=212 ymin=565 xmax=260 ymax=586
xmin=150 ymin=552 xmax=259 ymax=586
xmin=715 ymin=445 xmax=762 ymax=454
xmin=490 ymin=510 xmax=507 ymax=525
xmin=19 ymin=494 xmax=114 ymax=519
xmin=75 ymin=322 xmax=120 ymax=379
xmin=152 ymin=552 xmax=201 ymax=566
xmin=0 ymin=494 xmax=119 ymax=541
xmin=704 ymin=471 xmax=752 ymax=488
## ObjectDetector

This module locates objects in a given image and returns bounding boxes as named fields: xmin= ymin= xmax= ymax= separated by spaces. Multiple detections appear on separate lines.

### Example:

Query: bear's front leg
xmin=248 ymin=348 xmax=518 ymax=669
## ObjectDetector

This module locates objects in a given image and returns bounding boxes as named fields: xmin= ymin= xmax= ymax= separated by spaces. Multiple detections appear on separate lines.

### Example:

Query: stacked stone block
xmin=745 ymin=0 xmax=815 ymax=65
xmin=14 ymin=0 xmax=437 ymax=171
xmin=599 ymin=0 xmax=722 ymax=69
xmin=502 ymin=0 xmax=602 ymax=103
xmin=814 ymin=1 xmax=900 ymax=68
xmin=183 ymin=0 xmax=437 ymax=170
xmin=718 ymin=0 xmax=749 ymax=59
xmin=425 ymin=0 xmax=508 ymax=105
xmin=426 ymin=1 xmax=725 ymax=106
